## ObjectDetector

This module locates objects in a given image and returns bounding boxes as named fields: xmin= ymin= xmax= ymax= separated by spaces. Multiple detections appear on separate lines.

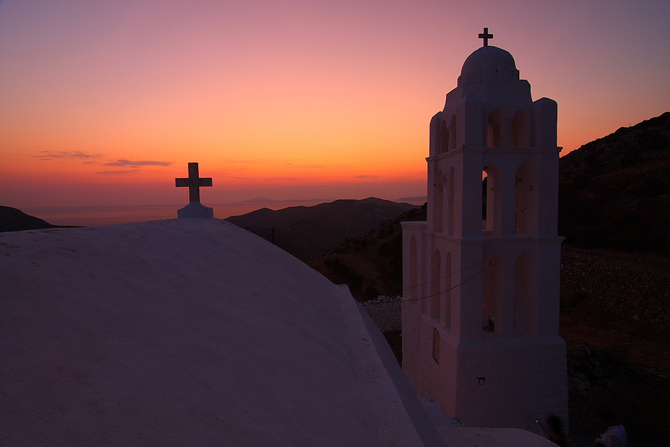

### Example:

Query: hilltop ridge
xmin=225 ymin=197 xmax=416 ymax=261
xmin=559 ymin=111 xmax=670 ymax=252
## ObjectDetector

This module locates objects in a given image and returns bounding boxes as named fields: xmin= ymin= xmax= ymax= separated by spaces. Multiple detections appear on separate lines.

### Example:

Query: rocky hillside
xmin=559 ymin=112 xmax=670 ymax=252
xmin=226 ymin=197 xmax=416 ymax=261
xmin=308 ymin=204 xmax=426 ymax=300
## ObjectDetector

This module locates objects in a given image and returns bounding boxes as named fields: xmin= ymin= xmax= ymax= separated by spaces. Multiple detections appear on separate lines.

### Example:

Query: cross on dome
xmin=478 ymin=27 xmax=493 ymax=47
xmin=175 ymin=162 xmax=212 ymax=203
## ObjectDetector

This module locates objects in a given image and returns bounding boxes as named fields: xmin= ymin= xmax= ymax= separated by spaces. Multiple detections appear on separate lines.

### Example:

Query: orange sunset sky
xmin=1 ymin=0 xmax=669 ymax=224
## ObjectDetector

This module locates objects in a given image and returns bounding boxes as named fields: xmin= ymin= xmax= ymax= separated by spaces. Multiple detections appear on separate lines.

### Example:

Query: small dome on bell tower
xmin=459 ymin=46 xmax=519 ymax=84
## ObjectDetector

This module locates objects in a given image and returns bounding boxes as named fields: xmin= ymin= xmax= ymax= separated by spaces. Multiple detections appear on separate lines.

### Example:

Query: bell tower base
xmin=402 ymin=303 xmax=567 ymax=431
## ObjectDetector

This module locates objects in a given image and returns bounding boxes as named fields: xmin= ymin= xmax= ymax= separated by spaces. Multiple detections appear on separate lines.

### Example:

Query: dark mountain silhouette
xmin=225 ymin=197 xmax=416 ymax=261
xmin=0 ymin=206 xmax=60 ymax=233
xmin=559 ymin=111 xmax=670 ymax=252
xmin=309 ymin=204 xmax=426 ymax=300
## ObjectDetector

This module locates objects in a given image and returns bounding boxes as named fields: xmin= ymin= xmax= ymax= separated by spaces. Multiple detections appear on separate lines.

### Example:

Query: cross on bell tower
xmin=478 ymin=27 xmax=493 ymax=46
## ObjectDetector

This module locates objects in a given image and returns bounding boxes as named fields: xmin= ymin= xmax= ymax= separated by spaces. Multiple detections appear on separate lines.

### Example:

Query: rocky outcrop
xmin=568 ymin=345 xmax=670 ymax=441
xmin=559 ymin=112 xmax=670 ymax=253
xmin=309 ymin=204 xmax=426 ymax=300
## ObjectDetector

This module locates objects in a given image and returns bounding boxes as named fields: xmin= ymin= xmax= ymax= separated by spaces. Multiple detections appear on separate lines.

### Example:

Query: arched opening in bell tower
xmin=482 ymin=171 xmax=488 ymax=229
xmin=410 ymin=236 xmax=418 ymax=303
xmin=487 ymin=109 xmax=503 ymax=148
xmin=447 ymin=167 xmax=455 ymax=235
xmin=482 ymin=165 xmax=501 ymax=235
xmin=511 ymin=110 xmax=529 ymax=147
xmin=450 ymin=115 xmax=458 ymax=150
xmin=431 ymin=249 xmax=441 ymax=321
xmin=433 ymin=170 xmax=444 ymax=232
xmin=441 ymin=121 xmax=450 ymax=154
xmin=444 ymin=252 xmax=452 ymax=329
xmin=482 ymin=254 xmax=502 ymax=332
xmin=515 ymin=163 xmax=537 ymax=236
xmin=514 ymin=253 xmax=537 ymax=335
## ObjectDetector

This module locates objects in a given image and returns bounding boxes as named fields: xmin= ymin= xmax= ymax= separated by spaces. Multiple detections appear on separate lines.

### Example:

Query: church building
xmin=401 ymin=30 xmax=568 ymax=431
xmin=1 ymin=29 xmax=564 ymax=446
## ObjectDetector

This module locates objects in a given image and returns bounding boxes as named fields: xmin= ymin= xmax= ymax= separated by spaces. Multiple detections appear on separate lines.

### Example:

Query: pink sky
xmin=1 ymin=0 xmax=669 ymax=223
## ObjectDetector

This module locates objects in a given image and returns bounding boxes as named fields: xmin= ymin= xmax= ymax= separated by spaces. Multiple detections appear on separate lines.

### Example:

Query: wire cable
xmin=363 ymin=268 xmax=483 ymax=306
xmin=400 ymin=259 xmax=484 ymax=293
xmin=401 ymin=268 xmax=483 ymax=303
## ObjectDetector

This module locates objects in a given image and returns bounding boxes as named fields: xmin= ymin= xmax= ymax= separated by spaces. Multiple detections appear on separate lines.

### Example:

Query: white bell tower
xmin=401 ymin=29 xmax=567 ymax=431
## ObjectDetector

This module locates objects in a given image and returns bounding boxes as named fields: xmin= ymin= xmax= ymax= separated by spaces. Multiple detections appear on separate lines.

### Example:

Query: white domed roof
xmin=0 ymin=219 xmax=432 ymax=446
xmin=459 ymin=46 xmax=519 ymax=83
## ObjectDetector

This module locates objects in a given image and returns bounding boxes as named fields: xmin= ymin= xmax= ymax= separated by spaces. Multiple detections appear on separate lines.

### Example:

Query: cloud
xmin=264 ymin=177 xmax=299 ymax=181
xmin=104 ymin=159 xmax=172 ymax=167
xmin=223 ymin=159 xmax=279 ymax=166
xmin=97 ymin=169 xmax=141 ymax=174
xmin=34 ymin=150 xmax=101 ymax=160
xmin=286 ymin=162 xmax=324 ymax=168
xmin=32 ymin=152 xmax=172 ymax=172
xmin=355 ymin=175 xmax=377 ymax=179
